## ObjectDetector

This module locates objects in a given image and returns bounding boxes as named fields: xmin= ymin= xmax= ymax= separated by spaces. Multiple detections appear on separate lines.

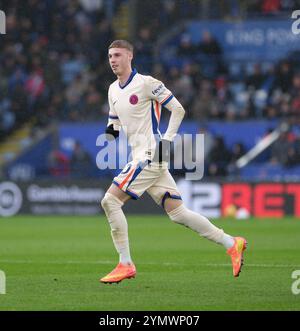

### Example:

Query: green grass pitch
xmin=0 ymin=215 xmax=299 ymax=311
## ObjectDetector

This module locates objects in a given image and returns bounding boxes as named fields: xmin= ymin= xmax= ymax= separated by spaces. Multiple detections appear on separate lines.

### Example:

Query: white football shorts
xmin=112 ymin=160 xmax=182 ymax=208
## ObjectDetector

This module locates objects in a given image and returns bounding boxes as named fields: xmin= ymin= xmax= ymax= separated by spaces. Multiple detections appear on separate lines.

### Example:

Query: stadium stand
xmin=1 ymin=0 xmax=300 ymax=181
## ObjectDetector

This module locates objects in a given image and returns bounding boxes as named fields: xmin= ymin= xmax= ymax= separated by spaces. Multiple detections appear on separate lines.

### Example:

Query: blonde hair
xmin=108 ymin=40 xmax=134 ymax=53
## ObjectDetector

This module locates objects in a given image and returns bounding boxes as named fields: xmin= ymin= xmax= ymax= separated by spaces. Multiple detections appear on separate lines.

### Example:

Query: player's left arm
xmin=146 ymin=76 xmax=185 ymax=162
xmin=161 ymin=96 xmax=186 ymax=142
xmin=146 ymin=76 xmax=185 ymax=142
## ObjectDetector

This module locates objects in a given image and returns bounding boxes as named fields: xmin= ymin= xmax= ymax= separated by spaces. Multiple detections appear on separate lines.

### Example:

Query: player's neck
xmin=118 ymin=68 xmax=133 ymax=86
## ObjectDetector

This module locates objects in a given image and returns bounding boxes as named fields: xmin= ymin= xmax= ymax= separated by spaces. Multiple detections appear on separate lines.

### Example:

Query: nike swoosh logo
xmin=113 ymin=100 xmax=117 ymax=106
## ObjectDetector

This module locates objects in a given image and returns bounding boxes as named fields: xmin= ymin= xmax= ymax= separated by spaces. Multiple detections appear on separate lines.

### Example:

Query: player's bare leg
xmin=164 ymin=195 xmax=247 ymax=277
xmin=100 ymin=184 xmax=136 ymax=284
xmin=106 ymin=184 xmax=131 ymax=202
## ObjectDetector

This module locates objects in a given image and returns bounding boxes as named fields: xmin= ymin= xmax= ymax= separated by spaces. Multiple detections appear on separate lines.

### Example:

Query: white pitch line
xmin=0 ymin=260 xmax=299 ymax=269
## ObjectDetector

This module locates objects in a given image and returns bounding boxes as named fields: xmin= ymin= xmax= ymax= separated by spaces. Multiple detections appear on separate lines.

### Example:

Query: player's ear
xmin=128 ymin=51 xmax=133 ymax=61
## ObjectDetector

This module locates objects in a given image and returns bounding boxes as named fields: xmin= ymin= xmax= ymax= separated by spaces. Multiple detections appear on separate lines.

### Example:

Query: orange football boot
xmin=227 ymin=237 xmax=247 ymax=277
xmin=100 ymin=262 xmax=136 ymax=284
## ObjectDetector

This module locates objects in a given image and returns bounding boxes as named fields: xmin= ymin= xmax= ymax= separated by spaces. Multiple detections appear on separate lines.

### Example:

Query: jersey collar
xmin=119 ymin=68 xmax=137 ymax=89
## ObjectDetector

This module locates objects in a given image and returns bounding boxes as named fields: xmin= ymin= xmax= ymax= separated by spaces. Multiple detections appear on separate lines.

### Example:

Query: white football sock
xmin=167 ymin=204 xmax=234 ymax=248
xmin=218 ymin=233 xmax=235 ymax=249
xmin=101 ymin=193 xmax=132 ymax=265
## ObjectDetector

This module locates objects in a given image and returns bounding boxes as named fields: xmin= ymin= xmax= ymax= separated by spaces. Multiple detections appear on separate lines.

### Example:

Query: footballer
xmin=100 ymin=40 xmax=247 ymax=284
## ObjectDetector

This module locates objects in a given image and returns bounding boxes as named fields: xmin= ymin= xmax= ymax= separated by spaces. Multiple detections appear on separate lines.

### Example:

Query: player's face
xmin=108 ymin=48 xmax=133 ymax=76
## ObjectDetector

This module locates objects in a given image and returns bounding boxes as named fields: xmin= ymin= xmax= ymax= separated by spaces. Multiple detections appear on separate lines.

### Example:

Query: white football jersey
xmin=107 ymin=68 xmax=174 ymax=162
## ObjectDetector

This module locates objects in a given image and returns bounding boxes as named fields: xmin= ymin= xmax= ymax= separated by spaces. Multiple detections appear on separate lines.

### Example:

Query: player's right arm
xmin=106 ymin=87 xmax=121 ymax=140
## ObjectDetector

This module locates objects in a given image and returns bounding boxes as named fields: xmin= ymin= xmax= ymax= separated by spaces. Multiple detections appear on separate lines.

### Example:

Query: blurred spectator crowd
xmin=136 ymin=0 xmax=300 ymax=28
xmin=0 ymin=0 xmax=116 ymax=140
xmin=1 ymin=0 xmax=300 ymax=175
xmin=160 ymin=34 xmax=300 ymax=123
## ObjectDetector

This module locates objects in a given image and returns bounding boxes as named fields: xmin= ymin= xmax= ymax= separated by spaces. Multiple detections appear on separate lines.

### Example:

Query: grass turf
xmin=0 ymin=215 xmax=299 ymax=311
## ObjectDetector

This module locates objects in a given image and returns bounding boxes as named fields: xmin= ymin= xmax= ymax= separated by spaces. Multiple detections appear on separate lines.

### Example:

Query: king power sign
xmin=0 ymin=10 xmax=6 ymax=34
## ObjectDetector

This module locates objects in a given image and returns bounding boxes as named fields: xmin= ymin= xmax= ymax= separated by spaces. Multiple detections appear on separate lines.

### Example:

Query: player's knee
xmin=100 ymin=193 xmax=123 ymax=214
xmin=167 ymin=203 xmax=186 ymax=224
xmin=162 ymin=191 xmax=183 ymax=213
xmin=100 ymin=194 xmax=109 ymax=212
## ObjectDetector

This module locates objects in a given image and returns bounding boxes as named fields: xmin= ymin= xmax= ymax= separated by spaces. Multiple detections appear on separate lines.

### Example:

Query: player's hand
xmin=105 ymin=124 xmax=119 ymax=140
xmin=157 ymin=139 xmax=172 ymax=163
